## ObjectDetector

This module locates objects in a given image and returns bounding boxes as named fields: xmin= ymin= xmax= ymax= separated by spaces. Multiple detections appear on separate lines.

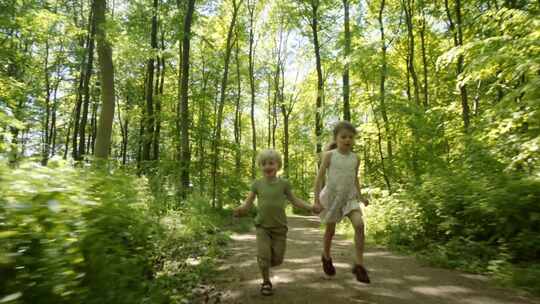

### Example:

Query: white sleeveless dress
xmin=319 ymin=149 xmax=362 ymax=224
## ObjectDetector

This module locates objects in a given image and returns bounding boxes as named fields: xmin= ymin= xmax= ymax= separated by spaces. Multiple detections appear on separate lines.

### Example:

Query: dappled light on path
xmin=215 ymin=215 xmax=539 ymax=304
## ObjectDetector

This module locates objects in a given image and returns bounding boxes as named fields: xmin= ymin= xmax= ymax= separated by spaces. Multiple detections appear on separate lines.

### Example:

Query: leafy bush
xmin=1 ymin=161 xmax=93 ymax=303
xmin=365 ymin=155 xmax=540 ymax=293
xmin=0 ymin=161 xmax=240 ymax=304
xmin=365 ymin=188 xmax=425 ymax=249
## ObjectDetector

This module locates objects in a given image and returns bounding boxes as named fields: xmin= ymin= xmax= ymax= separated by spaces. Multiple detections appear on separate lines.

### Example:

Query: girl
xmin=234 ymin=149 xmax=320 ymax=296
xmin=313 ymin=121 xmax=371 ymax=283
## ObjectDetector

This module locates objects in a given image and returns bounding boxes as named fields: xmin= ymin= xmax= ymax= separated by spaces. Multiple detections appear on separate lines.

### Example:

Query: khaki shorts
xmin=256 ymin=226 xmax=288 ymax=269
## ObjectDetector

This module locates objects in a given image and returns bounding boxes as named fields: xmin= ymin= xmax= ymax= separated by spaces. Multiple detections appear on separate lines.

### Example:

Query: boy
xmin=233 ymin=149 xmax=321 ymax=295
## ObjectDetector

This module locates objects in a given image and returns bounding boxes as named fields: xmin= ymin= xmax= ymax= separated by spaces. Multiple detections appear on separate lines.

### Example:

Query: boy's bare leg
xmin=348 ymin=210 xmax=365 ymax=265
xmin=323 ymin=223 xmax=336 ymax=259
xmin=256 ymin=227 xmax=272 ymax=283
xmin=260 ymin=266 xmax=270 ymax=283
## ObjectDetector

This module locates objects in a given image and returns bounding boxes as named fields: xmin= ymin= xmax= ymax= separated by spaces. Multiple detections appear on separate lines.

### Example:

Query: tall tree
xmin=247 ymin=0 xmax=257 ymax=179
xmin=307 ymin=0 xmax=323 ymax=155
xmin=153 ymin=31 xmax=165 ymax=161
xmin=179 ymin=0 xmax=195 ymax=199
xmin=445 ymin=0 xmax=469 ymax=131
xmin=211 ymin=0 xmax=241 ymax=207
xmin=403 ymin=0 xmax=421 ymax=106
xmin=78 ymin=5 xmax=96 ymax=159
xmin=233 ymin=31 xmax=242 ymax=182
xmin=118 ymin=95 xmax=129 ymax=165
xmin=72 ymin=3 xmax=95 ymax=160
xmin=41 ymin=39 xmax=52 ymax=165
xmin=142 ymin=0 xmax=159 ymax=163
xmin=342 ymin=0 xmax=351 ymax=121
xmin=419 ymin=5 xmax=429 ymax=108
xmin=376 ymin=0 xmax=393 ymax=190
xmin=93 ymin=0 xmax=116 ymax=160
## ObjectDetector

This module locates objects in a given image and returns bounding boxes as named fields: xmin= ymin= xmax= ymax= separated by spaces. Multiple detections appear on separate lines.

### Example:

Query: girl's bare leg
xmin=323 ymin=223 xmax=336 ymax=258
xmin=348 ymin=210 xmax=365 ymax=265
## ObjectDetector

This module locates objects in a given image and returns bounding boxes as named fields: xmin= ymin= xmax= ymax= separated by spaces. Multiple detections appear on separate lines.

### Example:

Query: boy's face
xmin=336 ymin=129 xmax=355 ymax=151
xmin=261 ymin=159 xmax=279 ymax=178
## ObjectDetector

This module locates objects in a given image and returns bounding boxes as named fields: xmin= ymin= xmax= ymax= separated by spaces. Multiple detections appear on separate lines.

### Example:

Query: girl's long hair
xmin=324 ymin=121 xmax=357 ymax=151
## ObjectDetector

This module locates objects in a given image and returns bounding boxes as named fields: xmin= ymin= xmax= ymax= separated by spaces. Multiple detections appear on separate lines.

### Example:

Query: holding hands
xmin=362 ymin=199 xmax=369 ymax=207
xmin=233 ymin=206 xmax=247 ymax=217
xmin=312 ymin=200 xmax=324 ymax=215
xmin=357 ymin=194 xmax=369 ymax=207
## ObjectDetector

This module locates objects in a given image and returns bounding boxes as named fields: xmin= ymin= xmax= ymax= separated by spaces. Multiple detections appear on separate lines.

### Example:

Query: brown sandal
xmin=321 ymin=255 xmax=336 ymax=276
xmin=260 ymin=281 xmax=273 ymax=296
xmin=352 ymin=264 xmax=370 ymax=283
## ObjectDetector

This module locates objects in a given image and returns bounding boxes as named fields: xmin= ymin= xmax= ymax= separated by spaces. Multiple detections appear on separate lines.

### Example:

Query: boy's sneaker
xmin=321 ymin=255 xmax=336 ymax=276
xmin=352 ymin=264 xmax=370 ymax=283
xmin=260 ymin=281 xmax=273 ymax=296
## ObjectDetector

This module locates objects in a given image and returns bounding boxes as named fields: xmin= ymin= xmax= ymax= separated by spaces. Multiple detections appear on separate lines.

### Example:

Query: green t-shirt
xmin=251 ymin=177 xmax=291 ymax=228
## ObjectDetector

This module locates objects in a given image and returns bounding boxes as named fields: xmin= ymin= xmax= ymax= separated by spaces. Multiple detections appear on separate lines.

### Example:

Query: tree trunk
xmin=445 ymin=0 xmax=469 ymax=131
xmin=377 ymin=0 xmax=393 ymax=188
xmin=153 ymin=32 xmax=166 ymax=161
xmin=372 ymin=104 xmax=392 ymax=191
xmin=234 ymin=33 xmax=242 ymax=180
xmin=179 ymin=0 xmax=195 ymax=198
xmin=152 ymin=46 xmax=161 ymax=161
xmin=142 ymin=0 xmax=158 ymax=163
xmin=72 ymin=4 xmax=95 ymax=160
xmin=64 ymin=108 xmax=73 ymax=159
xmin=280 ymin=95 xmax=295 ymax=179
xmin=403 ymin=0 xmax=421 ymax=106
xmin=118 ymin=96 xmax=129 ymax=165
xmin=247 ymin=0 xmax=257 ymax=179
xmin=211 ymin=0 xmax=241 ymax=208
xmin=342 ymin=0 xmax=351 ymax=121
xmin=93 ymin=0 xmax=116 ymax=160
xmin=310 ymin=0 xmax=323 ymax=155
xmin=78 ymin=10 xmax=96 ymax=159
xmin=89 ymin=95 xmax=98 ymax=154
xmin=455 ymin=0 xmax=469 ymax=131
xmin=271 ymin=54 xmax=279 ymax=150
xmin=136 ymin=117 xmax=144 ymax=174
xmin=197 ymin=58 xmax=210 ymax=194
xmin=50 ymin=74 xmax=60 ymax=156
xmin=419 ymin=7 xmax=429 ymax=109
xmin=72 ymin=87 xmax=82 ymax=159
xmin=42 ymin=39 xmax=51 ymax=166
xmin=267 ymin=73 xmax=272 ymax=147
xmin=283 ymin=111 xmax=290 ymax=177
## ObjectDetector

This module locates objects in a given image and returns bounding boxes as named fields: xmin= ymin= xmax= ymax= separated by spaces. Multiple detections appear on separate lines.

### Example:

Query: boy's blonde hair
xmin=256 ymin=149 xmax=282 ymax=169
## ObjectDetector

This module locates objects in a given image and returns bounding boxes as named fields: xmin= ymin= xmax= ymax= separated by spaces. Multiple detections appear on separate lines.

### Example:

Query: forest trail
xmin=213 ymin=215 xmax=539 ymax=304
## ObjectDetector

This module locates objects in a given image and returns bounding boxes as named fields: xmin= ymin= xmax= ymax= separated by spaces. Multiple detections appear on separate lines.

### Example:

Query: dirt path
xmin=214 ymin=215 xmax=539 ymax=304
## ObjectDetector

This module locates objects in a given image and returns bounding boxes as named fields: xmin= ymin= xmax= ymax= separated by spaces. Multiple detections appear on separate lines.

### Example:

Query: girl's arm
xmin=233 ymin=191 xmax=256 ymax=217
xmin=355 ymin=155 xmax=369 ymax=206
xmin=314 ymin=151 xmax=331 ymax=206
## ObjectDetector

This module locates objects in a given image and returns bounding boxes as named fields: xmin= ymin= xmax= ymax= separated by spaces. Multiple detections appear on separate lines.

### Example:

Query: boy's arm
xmin=285 ymin=188 xmax=313 ymax=212
xmin=233 ymin=191 xmax=256 ymax=217
xmin=314 ymin=152 xmax=331 ymax=206
xmin=355 ymin=155 xmax=369 ymax=206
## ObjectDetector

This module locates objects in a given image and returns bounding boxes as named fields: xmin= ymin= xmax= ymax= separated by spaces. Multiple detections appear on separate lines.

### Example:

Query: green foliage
xmin=2 ymin=0 xmax=539 ymax=299
xmin=146 ymin=196 xmax=250 ymax=303
xmin=366 ymin=188 xmax=425 ymax=249
xmin=1 ymin=161 xmax=93 ymax=303
xmin=366 ymin=152 xmax=540 ymax=294
xmin=0 ymin=161 xmax=242 ymax=304
xmin=361 ymin=4 xmax=540 ymax=295
xmin=81 ymin=171 xmax=162 ymax=304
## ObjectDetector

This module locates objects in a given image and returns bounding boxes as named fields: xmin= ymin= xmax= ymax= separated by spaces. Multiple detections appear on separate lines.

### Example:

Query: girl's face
xmin=261 ymin=159 xmax=279 ymax=178
xmin=336 ymin=129 xmax=356 ymax=152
